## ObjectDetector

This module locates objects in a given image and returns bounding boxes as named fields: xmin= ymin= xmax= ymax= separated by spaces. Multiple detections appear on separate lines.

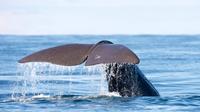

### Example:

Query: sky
xmin=0 ymin=0 xmax=200 ymax=35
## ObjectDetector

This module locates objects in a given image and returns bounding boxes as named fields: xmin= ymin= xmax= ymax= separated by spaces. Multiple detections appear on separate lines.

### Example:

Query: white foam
xmin=106 ymin=92 xmax=121 ymax=97
xmin=32 ymin=94 xmax=50 ymax=99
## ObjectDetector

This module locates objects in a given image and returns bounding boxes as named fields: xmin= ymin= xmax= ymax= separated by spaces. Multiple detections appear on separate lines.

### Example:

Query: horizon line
xmin=0 ymin=33 xmax=200 ymax=36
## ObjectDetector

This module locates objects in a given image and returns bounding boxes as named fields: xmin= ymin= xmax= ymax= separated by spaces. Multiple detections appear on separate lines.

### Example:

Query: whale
xmin=19 ymin=40 xmax=159 ymax=97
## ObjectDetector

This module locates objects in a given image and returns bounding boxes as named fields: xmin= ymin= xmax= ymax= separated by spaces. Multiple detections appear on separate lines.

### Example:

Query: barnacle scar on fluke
xmin=18 ymin=40 xmax=159 ymax=97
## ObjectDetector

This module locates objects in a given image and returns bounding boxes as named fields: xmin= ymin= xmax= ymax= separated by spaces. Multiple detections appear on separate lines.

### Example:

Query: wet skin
xmin=105 ymin=63 xmax=159 ymax=97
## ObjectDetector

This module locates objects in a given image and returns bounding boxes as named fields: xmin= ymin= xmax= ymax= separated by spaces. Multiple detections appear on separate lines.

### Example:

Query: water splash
xmin=12 ymin=62 xmax=108 ymax=100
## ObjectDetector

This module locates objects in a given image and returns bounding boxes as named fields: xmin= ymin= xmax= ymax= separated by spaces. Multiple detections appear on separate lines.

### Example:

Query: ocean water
xmin=0 ymin=35 xmax=200 ymax=111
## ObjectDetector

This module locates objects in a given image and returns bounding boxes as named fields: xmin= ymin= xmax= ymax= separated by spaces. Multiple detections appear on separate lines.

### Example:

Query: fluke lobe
xmin=19 ymin=40 xmax=159 ymax=97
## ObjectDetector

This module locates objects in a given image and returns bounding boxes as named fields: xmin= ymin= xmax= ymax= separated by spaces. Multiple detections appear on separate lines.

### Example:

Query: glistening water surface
xmin=0 ymin=35 xmax=200 ymax=111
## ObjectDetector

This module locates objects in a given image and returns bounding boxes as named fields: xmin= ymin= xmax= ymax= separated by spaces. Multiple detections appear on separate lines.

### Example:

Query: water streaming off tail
xmin=12 ymin=62 xmax=108 ymax=99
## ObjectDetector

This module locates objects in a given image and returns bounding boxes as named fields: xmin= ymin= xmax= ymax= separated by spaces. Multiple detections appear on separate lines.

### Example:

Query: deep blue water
xmin=0 ymin=35 xmax=200 ymax=111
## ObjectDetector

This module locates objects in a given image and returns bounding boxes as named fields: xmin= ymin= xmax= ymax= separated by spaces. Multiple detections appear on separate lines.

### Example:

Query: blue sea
xmin=0 ymin=35 xmax=200 ymax=112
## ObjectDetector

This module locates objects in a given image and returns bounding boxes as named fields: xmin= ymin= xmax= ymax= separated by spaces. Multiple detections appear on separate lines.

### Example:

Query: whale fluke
xmin=85 ymin=44 xmax=140 ymax=66
xmin=18 ymin=44 xmax=93 ymax=66
xmin=18 ymin=40 xmax=160 ymax=97
xmin=18 ymin=40 xmax=140 ymax=66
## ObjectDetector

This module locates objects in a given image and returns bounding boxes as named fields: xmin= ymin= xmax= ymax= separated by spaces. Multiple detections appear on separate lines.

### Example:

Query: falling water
xmin=11 ymin=62 xmax=108 ymax=100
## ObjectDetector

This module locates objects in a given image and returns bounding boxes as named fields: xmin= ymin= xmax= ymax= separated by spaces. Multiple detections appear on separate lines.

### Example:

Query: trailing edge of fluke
xmin=18 ymin=40 xmax=140 ymax=66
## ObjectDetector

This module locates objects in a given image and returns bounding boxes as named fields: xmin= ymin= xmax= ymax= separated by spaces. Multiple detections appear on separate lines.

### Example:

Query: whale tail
xmin=18 ymin=40 xmax=160 ymax=97
xmin=18 ymin=40 xmax=140 ymax=66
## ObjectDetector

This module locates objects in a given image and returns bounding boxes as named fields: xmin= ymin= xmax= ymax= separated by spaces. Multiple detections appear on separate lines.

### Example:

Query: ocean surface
xmin=0 ymin=35 xmax=200 ymax=112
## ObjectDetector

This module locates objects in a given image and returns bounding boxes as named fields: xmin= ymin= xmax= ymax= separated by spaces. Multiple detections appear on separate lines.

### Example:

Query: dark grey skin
xmin=19 ymin=40 xmax=159 ymax=97
xmin=105 ymin=63 xmax=159 ymax=97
